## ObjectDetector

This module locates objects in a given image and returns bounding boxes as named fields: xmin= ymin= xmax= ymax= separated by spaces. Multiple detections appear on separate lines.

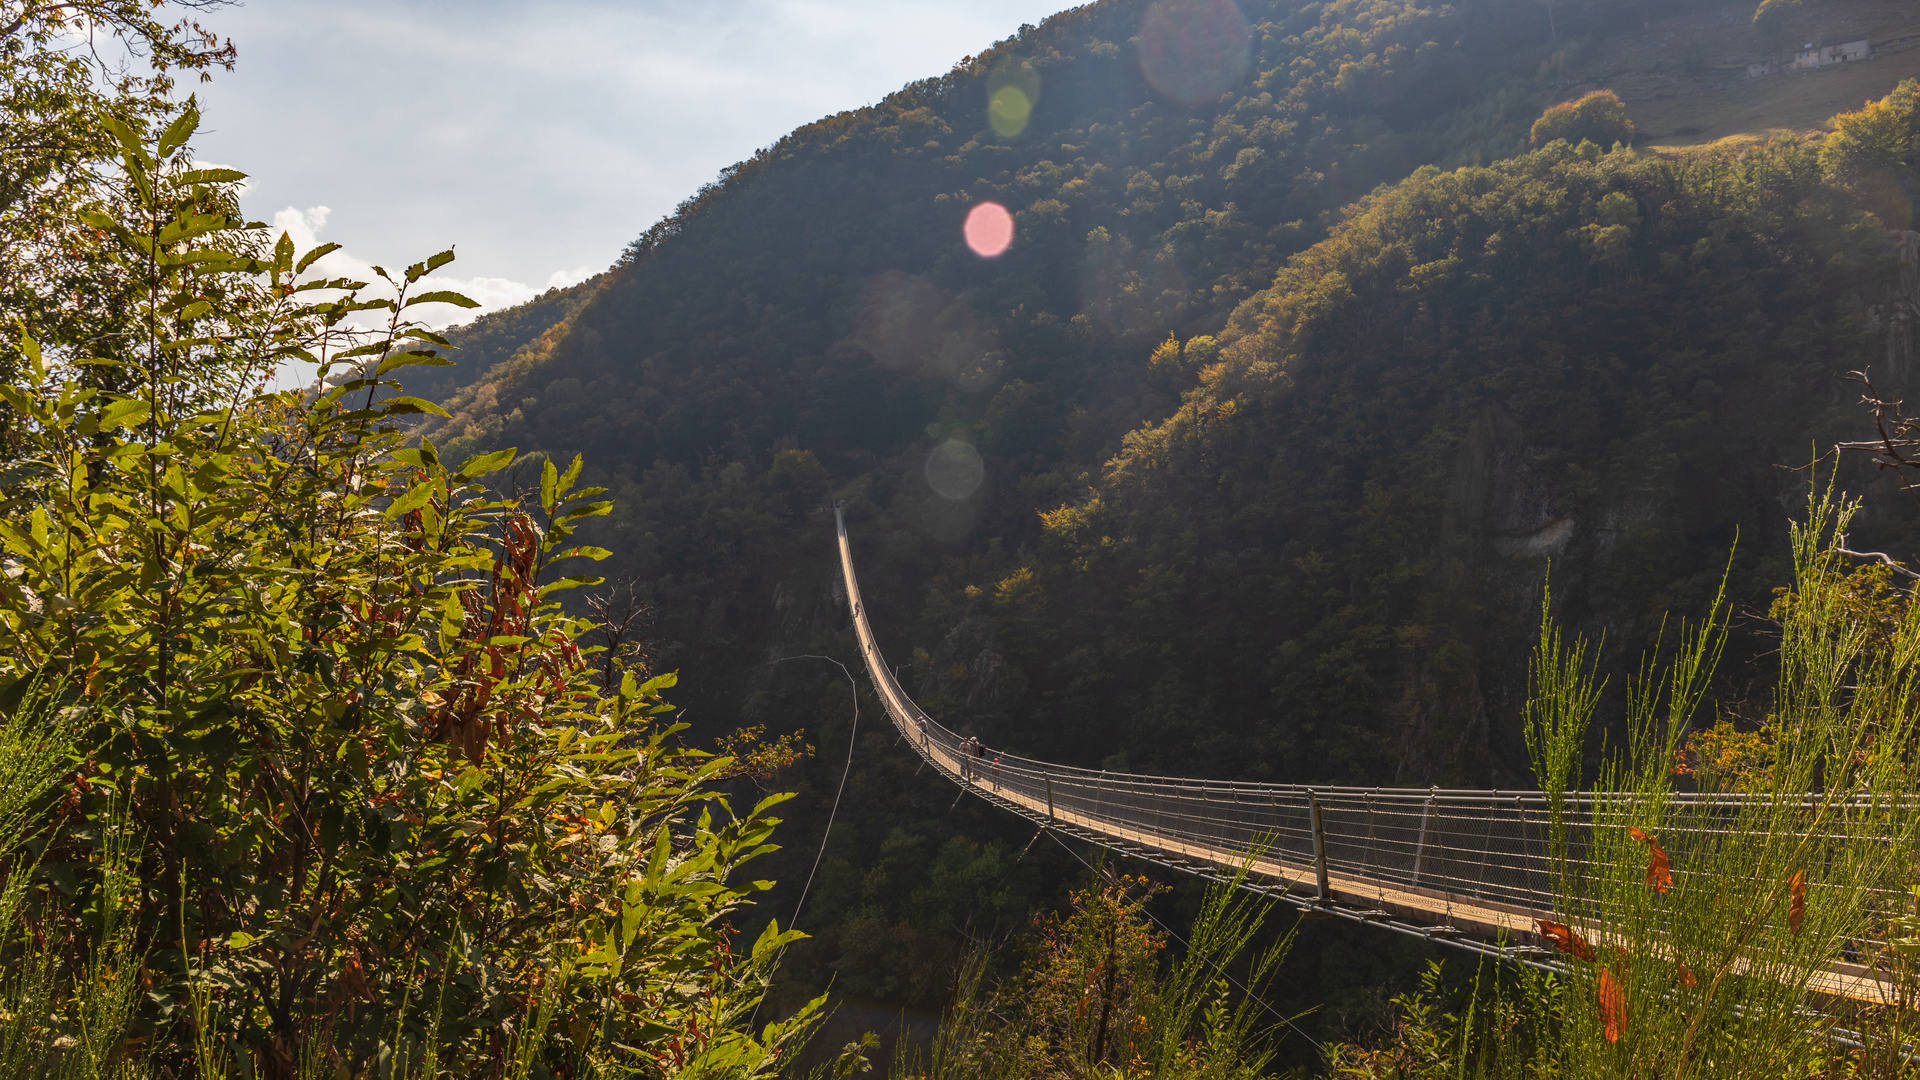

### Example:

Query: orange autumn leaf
xmin=1629 ymin=827 xmax=1672 ymax=893
xmin=1598 ymin=966 xmax=1627 ymax=1043
xmin=1538 ymin=918 xmax=1596 ymax=962
xmin=1645 ymin=842 xmax=1672 ymax=893
xmin=1788 ymin=869 xmax=1806 ymax=935
xmin=1677 ymin=962 xmax=1698 ymax=989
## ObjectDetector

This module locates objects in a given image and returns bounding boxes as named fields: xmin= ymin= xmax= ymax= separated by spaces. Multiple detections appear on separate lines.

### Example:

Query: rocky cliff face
xmin=1873 ymin=230 xmax=1920 ymax=382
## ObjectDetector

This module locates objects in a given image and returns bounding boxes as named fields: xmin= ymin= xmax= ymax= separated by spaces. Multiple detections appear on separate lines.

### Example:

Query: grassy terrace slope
xmin=1572 ymin=0 xmax=1920 ymax=148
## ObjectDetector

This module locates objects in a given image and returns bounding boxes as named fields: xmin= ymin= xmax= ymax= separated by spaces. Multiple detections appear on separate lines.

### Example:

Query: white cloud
xmin=190 ymin=0 xmax=1084 ymax=392
xmin=192 ymin=0 xmax=1079 ymax=307
xmin=548 ymin=266 xmax=595 ymax=290
xmin=269 ymin=203 xmax=572 ymax=323
xmin=264 ymin=204 xmax=577 ymax=389
xmin=271 ymin=204 xmax=332 ymax=255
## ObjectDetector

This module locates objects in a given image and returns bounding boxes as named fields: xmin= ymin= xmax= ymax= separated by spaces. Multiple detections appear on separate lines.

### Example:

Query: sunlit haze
xmin=189 ymin=0 xmax=1080 ymax=341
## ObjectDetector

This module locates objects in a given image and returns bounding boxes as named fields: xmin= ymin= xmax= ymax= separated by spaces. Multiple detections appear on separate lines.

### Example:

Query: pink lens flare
xmin=963 ymin=202 xmax=1014 ymax=257
xmin=1139 ymin=0 xmax=1251 ymax=106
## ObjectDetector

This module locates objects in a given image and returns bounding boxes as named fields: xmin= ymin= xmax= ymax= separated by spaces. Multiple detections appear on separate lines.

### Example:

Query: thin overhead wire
xmin=749 ymin=652 xmax=862 ymax=1031
xmin=768 ymin=653 xmax=861 ymax=932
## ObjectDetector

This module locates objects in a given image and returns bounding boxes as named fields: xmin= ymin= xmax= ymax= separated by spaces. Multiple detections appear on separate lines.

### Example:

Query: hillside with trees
xmin=5 ymin=0 xmax=1920 ymax=1073
xmin=401 ymin=0 xmax=1920 ymax=1023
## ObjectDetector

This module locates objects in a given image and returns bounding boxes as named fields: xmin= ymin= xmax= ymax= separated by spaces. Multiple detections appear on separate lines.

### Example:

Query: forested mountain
xmin=411 ymin=0 xmax=1920 ymax=1019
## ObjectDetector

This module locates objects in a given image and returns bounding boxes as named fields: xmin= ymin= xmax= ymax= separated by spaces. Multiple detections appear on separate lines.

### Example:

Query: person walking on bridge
xmin=959 ymin=735 xmax=986 ymax=780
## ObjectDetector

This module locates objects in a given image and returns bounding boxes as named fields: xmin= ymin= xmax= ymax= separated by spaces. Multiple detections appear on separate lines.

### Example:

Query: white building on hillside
xmin=1790 ymin=39 xmax=1871 ymax=70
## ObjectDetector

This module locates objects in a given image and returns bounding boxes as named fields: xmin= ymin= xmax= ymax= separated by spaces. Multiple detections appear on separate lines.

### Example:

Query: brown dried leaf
xmin=1646 ymin=840 xmax=1671 ymax=894
xmin=1598 ymin=967 xmax=1627 ymax=1043
xmin=1628 ymin=827 xmax=1671 ymax=893
xmin=1538 ymin=918 xmax=1596 ymax=962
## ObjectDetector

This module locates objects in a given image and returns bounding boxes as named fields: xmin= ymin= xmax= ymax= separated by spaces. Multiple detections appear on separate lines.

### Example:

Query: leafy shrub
xmin=889 ymin=868 xmax=1291 ymax=1080
xmin=1513 ymin=488 xmax=1920 ymax=1076
xmin=1324 ymin=960 xmax=1555 ymax=1080
xmin=1529 ymin=89 xmax=1634 ymax=149
xmin=0 ymin=66 xmax=817 ymax=1080
xmin=1820 ymin=78 xmax=1920 ymax=229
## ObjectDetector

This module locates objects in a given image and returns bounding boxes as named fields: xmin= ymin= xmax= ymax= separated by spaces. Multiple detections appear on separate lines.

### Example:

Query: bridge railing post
xmin=1309 ymin=790 xmax=1331 ymax=905
xmin=1412 ymin=788 xmax=1436 ymax=885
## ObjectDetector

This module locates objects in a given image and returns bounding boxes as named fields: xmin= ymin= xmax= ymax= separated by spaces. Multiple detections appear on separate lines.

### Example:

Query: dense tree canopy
xmin=1528 ymin=89 xmax=1633 ymax=149
xmin=405 ymin=0 xmax=1920 ymax=1027
xmin=1821 ymin=77 xmax=1920 ymax=230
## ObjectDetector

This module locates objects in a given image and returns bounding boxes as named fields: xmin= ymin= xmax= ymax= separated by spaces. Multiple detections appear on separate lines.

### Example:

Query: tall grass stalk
xmin=1525 ymin=576 xmax=1607 ymax=900
xmin=1326 ymin=958 xmax=1564 ymax=1079
xmin=1134 ymin=863 xmax=1293 ymax=1080
xmin=0 ymin=683 xmax=153 ymax=1079
xmin=888 ymin=864 xmax=1292 ymax=1080
xmin=888 ymin=943 xmax=1025 ymax=1080
xmin=1528 ymin=485 xmax=1920 ymax=1076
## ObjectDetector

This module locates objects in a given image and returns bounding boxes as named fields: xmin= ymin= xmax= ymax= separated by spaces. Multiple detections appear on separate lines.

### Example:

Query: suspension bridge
xmin=831 ymin=506 xmax=1898 ymax=1005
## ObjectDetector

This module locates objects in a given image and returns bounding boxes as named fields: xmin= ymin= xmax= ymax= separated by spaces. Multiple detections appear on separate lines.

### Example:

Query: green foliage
xmin=994 ymin=136 xmax=1878 ymax=785
xmin=1509 ymin=486 xmax=1920 ymax=1076
xmin=1528 ymin=89 xmax=1634 ymax=149
xmin=1324 ymin=960 xmax=1558 ymax=1079
xmin=1820 ymin=78 xmax=1920 ymax=229
xmin=1021 ymin=874 xmax=1167 ymax=1073
xmin=1524 ymin=579 xmax=1606 ymax=887
xmin=1338 ymin=488 xmax=1920 ymax=1077
xmin=0 ymin=73 xmax=817 ymax=1080
xmin=398 ymin=275 xmax=608 ymax=410
xmin=0 ymin=698 xmax=150 ymax=1080
xmin=0 ymin=2 xmax=237 ymax=387
xmin=888 ymin=868 xmax=1291 ymax=1080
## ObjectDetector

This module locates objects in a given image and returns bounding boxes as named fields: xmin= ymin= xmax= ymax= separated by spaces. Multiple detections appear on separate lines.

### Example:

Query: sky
xmin=189 ymin=0 xmax=1080 ymax=337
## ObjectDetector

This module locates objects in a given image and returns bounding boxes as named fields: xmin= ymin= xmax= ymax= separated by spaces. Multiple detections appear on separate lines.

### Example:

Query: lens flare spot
xmin=985 ymin=54 xmax=1041 ymax=139
xmin=964 ymin=202 xmax=1014 ymax=258
xmin=1139 ymin=0 xmax=1251 ymax=106
xmin=989 ymin=85 xmax=1033 ymax=137
xmin=926 ymin=440 xmax=985 ymax=501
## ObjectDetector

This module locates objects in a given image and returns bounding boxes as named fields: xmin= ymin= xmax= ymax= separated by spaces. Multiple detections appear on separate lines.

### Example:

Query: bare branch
xmin=1836 ymin=370 xmax=1920 ymax=507
xmin=1833 ymin=542 xmax=1920 ymax=580
xmin=585 ymin=576 xmax=653 ymax=690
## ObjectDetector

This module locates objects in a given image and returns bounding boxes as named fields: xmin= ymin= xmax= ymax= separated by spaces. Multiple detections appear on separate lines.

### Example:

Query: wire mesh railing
xmin=831 ymin=506 xmax=1912 ymax=1000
